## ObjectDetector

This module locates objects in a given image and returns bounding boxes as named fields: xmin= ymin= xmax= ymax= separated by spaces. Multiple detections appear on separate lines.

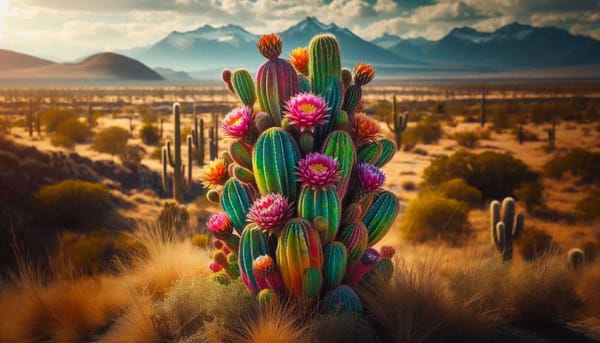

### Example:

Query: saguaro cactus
xmin=490 ymin=197 xmax=525 ymax=261
xmin=161 ymin=103 xmax=192 ymax=202
xmin=25 ymin=99 xmax=33 ymax=137
xmin=568 ymin=248 xmax=585 ymax=269
xmin=386 ymin=95 xmax=408 ymax=150
xmin=480 ymin=89 xmax=486 ymax=127
xmin=191 ymin=114 xmax=205 ymax=166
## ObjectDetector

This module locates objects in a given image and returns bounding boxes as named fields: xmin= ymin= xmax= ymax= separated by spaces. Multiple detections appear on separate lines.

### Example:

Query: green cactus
xmin=323 ymin=242 xmax=347 ymax=291
xmin=374 ymin=138 xmax=396 ymax=167
xmin=337 ymin=222 xmax=368 ymax=262
xmin=161 ymin=103 xmax=192 ymax=203
xmin=276 ymin=218 xmax=323 ymax=297
xmin=298 ymin=185 xmax=341 ymax=245
xmin=221 ymin=178 xmax=255 ymax=234
xmin=239 ymin=224 xmax=269 ymax=294
xmin=490 ymin=197 xmax=525 ymax=261
xmin=257 ymin=288 xmax=275 ymax=306
xmin=362 ymin=191 xmax=400 ymax=246
xmin=322 ymin=130 xmax=356 ymax=201
xmin=231 ymin=69 xmax=257 ymax=107
xmin=252 ymin=127 xmax=300 ymax=199
xmin=191 ymin=114 xmax=205 ymax=166
xmin=229 ymin=141 xmax=253 ymax=170
xmin=302 ymin=267 xmax=323 ymax=299
xmin=321 ymin=285 xmax=363 ymax=315
xmin=357 ymin=140 xmax=382 ymax=165
xmin=386 ymin=95 xmax=408 ymax=150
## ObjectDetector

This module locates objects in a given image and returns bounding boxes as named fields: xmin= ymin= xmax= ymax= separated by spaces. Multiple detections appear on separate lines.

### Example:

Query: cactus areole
xmin=204 ymin=33 xmax=402 ymax=315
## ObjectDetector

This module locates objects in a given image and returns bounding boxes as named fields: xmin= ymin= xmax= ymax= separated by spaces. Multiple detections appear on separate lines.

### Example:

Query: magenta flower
xmin=222 ymin=107 xmax=253 ymax=138
xmin=361 ymin=248 xmax=381 ymax=265
xmin=357 ymin=163 xmax=385 ymax=192
xmin=247 ymin=193 xmax=293 ymax=230
xmin=207 ymin=212 xmax=233 ymax=240
xmin=283 ymin=93 xmax=329 ymax=132
xmin=297 ymin=153 xmax=339 ymax=189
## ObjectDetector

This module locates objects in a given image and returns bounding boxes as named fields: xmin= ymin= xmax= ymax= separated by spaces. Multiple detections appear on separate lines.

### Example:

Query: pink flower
xmin=297 ymin=153 xmax=339 ymax=189
xmin=283 ymin=93 xmax=329 ymax=132
xmin=247 ymin=193 xmax=293 ymax=230
xmin=222 ymin=107 xmax=253 ymax=138
xmin=357 ymin=163 xmax=385 ymax=192
xmin=209 ymin=261 xmax=223 ymax=273
xmin=380 ymin=246 xmax=395 ymax=259
xmin=207 ymin=212 xmax=233 ymax=240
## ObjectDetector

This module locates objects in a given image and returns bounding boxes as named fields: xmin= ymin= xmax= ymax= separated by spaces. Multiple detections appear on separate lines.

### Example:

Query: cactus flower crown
xmin=200 ymin=158 xmax=228 ymax=189
xmin=290 ymin=47 xmax=309 ymax=75
xmin=353 ymin=62 xmax=375 ymax=86
xmin=207 ymin=212 xmax=233 ymax=239
xmin=353 ymin=112 xmax=380 ymax=142
xmin=247 ymin=193 xmax=293 ymax=230
xmin=257 ymin=33 xmax=282 ymax=60
xmin=222 ymin=107 xmax=253 ymax=138
xmin=283 ymin=93 xmax=329 ymax=132
xmin=297 ymin=153 xmax=340 ymax=189
xmin=357 ymin=163 xmax=385 ymax=191
xmin=252 ymin=255 xmax=275 ymax=276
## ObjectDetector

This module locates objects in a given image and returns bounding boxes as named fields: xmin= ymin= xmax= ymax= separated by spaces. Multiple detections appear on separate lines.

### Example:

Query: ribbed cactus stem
xmin=191 ymin=114 xmax=205 ymax=166
xmin=161 ymin=103 xmax=192 ymax=202
xmin=386 ymin=95 xmax=408 ymax=150
xmin=490 ymin=197 xmax=525 ymax=261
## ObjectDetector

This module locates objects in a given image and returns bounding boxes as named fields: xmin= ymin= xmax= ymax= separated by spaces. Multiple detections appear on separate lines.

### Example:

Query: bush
xmin=436 ymin=178 xmax=482 ymax=206
xmin=119 ymin=145 xmax=146 ymax=172
xmin=400 ymin=194 xmax=470 ymax=242
xmin=575 ymin=188 xmax=600 ymax=220
xmin=544 ymin=148 xmax=600 ymax=184
xmin=454 ymin=130 xmax=480 ymax=149
xmin=33 ymin=180 xmax=111 ymax=228
xmin=92 ymin=126 xmax=129 ymax=155
xmin=423 ymin=150 xmax=538 ymax=200
xmin=517 ymin=227 xmax=558 ymax=261
xmin=139 ymin=124 xmax=160 ymax=145
xmin=511 ymin=126 xmax=538 ymax=142
xmin=514 ymin=180 xmax=544 ymax=212
xmin=51 ymin=118 xmax=91 ymax=148
xmin=402 ymin=115 xmax=443 ymax=150
xmin=40 ymin=108 xmax=78 ymax=133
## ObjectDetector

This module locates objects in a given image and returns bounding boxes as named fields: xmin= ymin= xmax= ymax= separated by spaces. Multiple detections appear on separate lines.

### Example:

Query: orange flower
xmin=200 ymin=158 xmax=227 ymax=189
xmin=257 ymin=33 xmax=282 ymax=60
xmin=290 ymin=47 xmax=309 ymax=75
xmin=353 ymin=62 xmax=375 ymax=86
xmin=353 ymin=112 xmax=380 ymax=142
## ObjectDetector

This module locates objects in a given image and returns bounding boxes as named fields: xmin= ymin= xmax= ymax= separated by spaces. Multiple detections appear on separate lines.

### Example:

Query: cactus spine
xmin=490 ymin=197 xmax=525 ymax=261
xmin=161 ymin=103 xmax=192 ymax=202
xmin=386 ymin=95 xmax=408 ymax=150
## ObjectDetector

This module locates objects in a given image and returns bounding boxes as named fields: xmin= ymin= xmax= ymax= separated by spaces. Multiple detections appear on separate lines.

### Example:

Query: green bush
xmin=400 ymin=193 xmax=470 ymax=242
xmin=454 ymin=131 xmax=480 ymax=149
xmin=514 ymin=180 xmax=544 ymax=212
xmin=402 ymin=115 xmax=443 ymax=150
xmin=40 ymin=108 xmax=78 ymax=133
xmin=139 ymin=124 xmax=161 ymax=145
xmin=33 ymin=180 xmax=111 ymax=228
xmin=544 ymin=148 xmax=600 ymax=184
xmin=575 ymin=188 xmax=600 ymax=220
xmin=517 ymin=227 xmax=558 ymax=261
xmin=92 ymin=126 xmax=129 ymax=155
xmin=436 ymin=178 xmax=482 ymax=206
xmin=422 ymin=150 xmax=537 ymax=200
xmin=51 ymin=118 xmax=91 ymax=148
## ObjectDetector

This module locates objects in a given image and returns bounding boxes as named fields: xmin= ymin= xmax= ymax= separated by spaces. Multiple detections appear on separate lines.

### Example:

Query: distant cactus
xmin=480 ymin=89 xmax=486 ymax=127
xmin=386 ymin=95 xmax=408 ymax=150
xmin=547 ymin=120 xmax=556 ymax=151
xmin=490 ymin=197 xmax=525 ymax=261
xmin=568 ymin=248 xmax=585 ymax=269
xmin=25 ymin=99 xmax=33 ymax=137
xmin=161 ymin=103 xmax=192 ymax=203
xmin=190 ymin=114 xmax=205 ymax=166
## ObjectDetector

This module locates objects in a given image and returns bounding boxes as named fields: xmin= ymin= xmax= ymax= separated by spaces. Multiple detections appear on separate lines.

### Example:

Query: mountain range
xmin=1 ymin=17 xmax=599 ymax=82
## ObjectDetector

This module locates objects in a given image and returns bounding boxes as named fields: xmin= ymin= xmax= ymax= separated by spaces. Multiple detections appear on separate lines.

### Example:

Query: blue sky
xmin=1 ymin=0 xmax=598 ymax=61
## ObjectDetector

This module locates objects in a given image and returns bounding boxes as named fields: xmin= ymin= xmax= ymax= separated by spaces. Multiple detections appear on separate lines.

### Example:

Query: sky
xmin=0 ymin=0 xmax=598 ymax=61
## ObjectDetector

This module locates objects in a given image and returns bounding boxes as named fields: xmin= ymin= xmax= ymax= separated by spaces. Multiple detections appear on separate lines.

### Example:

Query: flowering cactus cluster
xmin=203 ymin=33 xmax=400 ymax=314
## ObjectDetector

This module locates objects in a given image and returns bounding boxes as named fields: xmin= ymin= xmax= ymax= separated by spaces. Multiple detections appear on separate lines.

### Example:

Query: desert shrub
xmin=40 ymin=108 xmax=78 ymax=132
xmin=33 ymin=179 xmax=111 ymax=228
xmin=511 ymin=126 xmax=538 ymax=142
xmin=150 ymin=147 xmax=163 ymax=161
xmin=138 ymin=105 xmax=159 ymax=123
xmin=544 ymin=148 xmax=600 ymax=184
xmin=436 ymin=178 xmax=482 ymax=206
xmin=119 ymin=145 xmax=146 ymax=172
xmin=423 ymin=150 xmax=537 ymax=200
xmin=517 ymin=227 xmax=558 ymax=261
xmin=507 ymin=255 xmax=581 ymax=323
xmin=139 ymin=124 xmax=160 ymax=145
xmin=400 ymin=193 xmax=470 ymax=242
xmin=490 ymin=108 xmax=512 ymax=131
xmin=52 ymin=228 xmax=136 ymax=275
xmin=453 ymin=130 xmax=479 ymax=148
xmin=402 ymin=115 xmax=442 ymax=150
xmin=51 ymin=118 xmax=91 ymax=148
xmin=156 ymin=202 xmax=191 ymax=239
xmin=514 ymin=180 xmax=544 ymax=211
xmin=575 ymin=188 xmax=600 ymax=220
xmin=92 ymin=126 xmax=129 ymax=155
xmin=191 ymin=233 xmax=210 ymax=248
xmin=401 ymin=180 xmax=416 ymax=191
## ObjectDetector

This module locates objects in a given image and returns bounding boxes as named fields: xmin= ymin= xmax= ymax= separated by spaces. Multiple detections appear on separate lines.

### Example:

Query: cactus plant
xmin=239 ymin=224 xmax=270 ymax=294
xmin=322 ymin=242 xmax=347 ymax=291
xmin=321 ymin=285 xmax=363 ymax=315
xmin=161 ymin=103 xmax=192 ymax=203
xmin=386 ymin=95 xmax=408 ymax=150
xmin=276 ymin=218 xmax=323 ymax=297
xmin=191 ymin=114 xmax=205 ymax=166
xmin=490 ymin=197 xmax=525 ymax=261
xmin=231 ymin=69 xmax=257 ymax=107
xmin=568 ymin=248 xmax=585 ymax=269
xmin=220 ymin=178 xmax=255 ymax=234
